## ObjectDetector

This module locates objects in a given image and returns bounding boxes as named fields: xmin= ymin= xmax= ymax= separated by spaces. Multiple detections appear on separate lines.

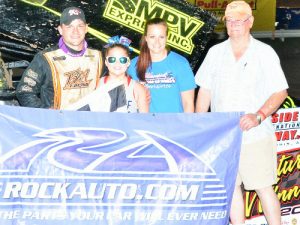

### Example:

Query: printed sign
xmin=103 ymin=0 xmax=204 ymax=54
xmin=0 ymin=106 xmax=242 ymax=225
xmin=193 ymin=0 xmax=277 ymax=32
xmin=244 ymin=107 xmax=300 ymax=225
xmin=0 ymin=0 xmax=217 ymax=70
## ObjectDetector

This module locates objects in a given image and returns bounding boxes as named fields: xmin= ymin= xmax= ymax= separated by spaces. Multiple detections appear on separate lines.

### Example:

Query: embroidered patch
xmin=63 ymin=68 xmax=92 ymax=90
xmin=26 ymin=69 xmax=38 ymax=79
xmin=53 ymin=56 xmax=66 ymax=61
xmin=24 ymin=77 xmax=36 ymax=86
xmin=21 ymin=85 xmax=33 ymax=92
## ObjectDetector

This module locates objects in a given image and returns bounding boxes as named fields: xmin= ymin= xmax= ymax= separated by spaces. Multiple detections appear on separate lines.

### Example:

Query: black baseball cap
xmin=60 ymin=7 xmax=86 ymax=25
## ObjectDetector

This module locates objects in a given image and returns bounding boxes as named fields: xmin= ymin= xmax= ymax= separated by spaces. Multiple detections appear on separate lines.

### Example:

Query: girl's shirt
xmin=66 ymin=76 xmax=139 ymax=113
xmin=128 ymin=51 xmax=196 ymax=113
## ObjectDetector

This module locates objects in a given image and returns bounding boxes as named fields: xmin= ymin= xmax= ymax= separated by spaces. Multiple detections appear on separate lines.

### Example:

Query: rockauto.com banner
xmin=0 ymin=106 xmax=242 ymax=225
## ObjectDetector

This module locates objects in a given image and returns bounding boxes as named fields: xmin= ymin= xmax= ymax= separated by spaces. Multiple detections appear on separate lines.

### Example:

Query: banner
xmin=245 ymin=107 xmax=300 ymax=225
xmin=191 ymin=0 xmax=277 ymax=32
xmin=0 ymin=106 xmax=242 ymax=225
xmin=0 ymin=0 xmax=217 ymax=70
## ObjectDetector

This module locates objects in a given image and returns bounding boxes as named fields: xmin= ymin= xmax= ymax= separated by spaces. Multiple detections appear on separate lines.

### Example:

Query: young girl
xmin=127 ymin=18 xmax=196 ymax=113
xmin=67 ymin=38 xmax=149 ymax=113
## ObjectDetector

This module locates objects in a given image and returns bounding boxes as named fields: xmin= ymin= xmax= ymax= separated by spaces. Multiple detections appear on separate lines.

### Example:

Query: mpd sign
xmin=103 ymin=0 xmax=204 ymax=54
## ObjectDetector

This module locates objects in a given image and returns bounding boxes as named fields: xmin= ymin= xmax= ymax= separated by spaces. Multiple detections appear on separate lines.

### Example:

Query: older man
xmin=17 ymin=7 xmax=103 ymax=109
xmin=195 ymin=1 xmax=288 ymax=224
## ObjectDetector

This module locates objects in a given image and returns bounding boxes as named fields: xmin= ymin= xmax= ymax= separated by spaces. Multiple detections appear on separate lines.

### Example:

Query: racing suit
xmin=16 ymin=46 xmax=103 ymax=109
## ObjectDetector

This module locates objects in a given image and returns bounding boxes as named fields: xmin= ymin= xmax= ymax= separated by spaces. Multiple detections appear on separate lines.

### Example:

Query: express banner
xmin=0 ymin=0 xmax=217 ymax=70
xmin=0 ymin=106 xmax=242 ymax=225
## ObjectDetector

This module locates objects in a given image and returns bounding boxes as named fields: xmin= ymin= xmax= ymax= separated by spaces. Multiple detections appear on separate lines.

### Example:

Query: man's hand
xmin=240 ymin=113 xmax=260 ymax=131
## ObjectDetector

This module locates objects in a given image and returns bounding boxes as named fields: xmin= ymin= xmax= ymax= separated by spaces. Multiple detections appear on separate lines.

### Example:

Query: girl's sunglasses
xmin=106 ymin=56 xmax=129 ymax=64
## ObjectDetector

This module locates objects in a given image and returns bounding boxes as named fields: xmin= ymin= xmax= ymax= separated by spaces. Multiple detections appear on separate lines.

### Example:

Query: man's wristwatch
xmin=256 ymin=113 xmax=262 ymax=125
xmin=256 ymin=110 xmax=267 ymax=125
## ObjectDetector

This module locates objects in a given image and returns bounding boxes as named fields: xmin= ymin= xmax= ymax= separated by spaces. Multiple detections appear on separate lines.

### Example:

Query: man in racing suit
xmin=16 ymin=7 xmax=103 ymax=109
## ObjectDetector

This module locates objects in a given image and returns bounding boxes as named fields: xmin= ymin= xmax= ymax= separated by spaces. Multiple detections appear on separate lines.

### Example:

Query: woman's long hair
xmin=136 ymin=18 xmax=168 ymax=81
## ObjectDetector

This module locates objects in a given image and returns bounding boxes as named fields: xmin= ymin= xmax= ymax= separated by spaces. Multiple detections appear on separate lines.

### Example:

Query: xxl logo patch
xmin=63 ymin=68 xmax=92 ymax=90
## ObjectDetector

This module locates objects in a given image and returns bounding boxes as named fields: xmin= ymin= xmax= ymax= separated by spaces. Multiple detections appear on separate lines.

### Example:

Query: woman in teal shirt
xmin=127 ymin=18 xmax=196 ymax=113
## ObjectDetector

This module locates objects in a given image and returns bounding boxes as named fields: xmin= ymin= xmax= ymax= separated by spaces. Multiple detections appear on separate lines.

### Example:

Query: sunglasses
xmin=106 ymin=56 xmax=130 ymax=64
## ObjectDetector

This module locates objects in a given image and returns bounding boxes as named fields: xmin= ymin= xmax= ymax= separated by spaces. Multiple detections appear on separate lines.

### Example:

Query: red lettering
xmin=293 ymin=111 xmax=299 ymax=121
xmin=196 ymin=0 xmax=227 ymax=9
xmin=221 ymin=1 xmax=228 ymax=9
xmin=272 ymin=113 xmax=279 ymax=123
xmin=284 ymin=113 xmax=293 ymax=122
xmin=290 ymin=130 xmax=297 ymax=140
xmin=276 ymin=130 xmax=299 ymax=141
xmin=272 ymin=112 xmax=299 ymax=123
xmin=282 ymin=131 xmax=290 ymax=141
xmin=275 ymin=131 xmax=282 ymax=141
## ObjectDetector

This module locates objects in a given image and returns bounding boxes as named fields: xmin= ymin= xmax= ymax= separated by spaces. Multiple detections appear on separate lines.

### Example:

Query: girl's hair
xmin=104 ymin=43 xmax=130 ymax=58
xmin=136 ymin=18 xmax=168 ymax=81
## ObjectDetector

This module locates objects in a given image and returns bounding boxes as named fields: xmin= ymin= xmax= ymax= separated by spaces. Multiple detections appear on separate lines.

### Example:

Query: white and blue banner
xmin=0 ymin=106 xmax=242 ymax=225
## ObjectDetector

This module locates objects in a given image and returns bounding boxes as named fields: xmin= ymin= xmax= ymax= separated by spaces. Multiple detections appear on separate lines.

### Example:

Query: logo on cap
xmin=60 ymin=7 xmax=86 ymax=25
xmin=68 ymin=8 xmax=82 ymax=16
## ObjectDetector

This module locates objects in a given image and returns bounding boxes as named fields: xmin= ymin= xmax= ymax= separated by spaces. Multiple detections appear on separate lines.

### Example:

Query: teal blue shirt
xmin=128 ymin=51 xmax=196 ymax=113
